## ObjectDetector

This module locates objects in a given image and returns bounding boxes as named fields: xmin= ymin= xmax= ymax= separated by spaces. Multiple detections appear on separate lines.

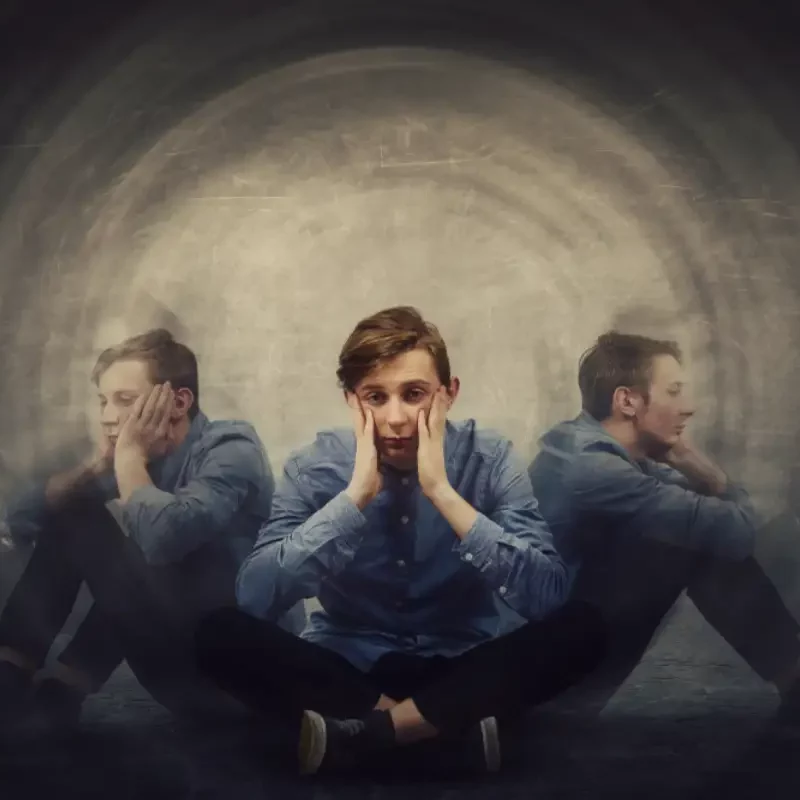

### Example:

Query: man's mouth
xmin=383 ymin=437 xmax=413 ymax=448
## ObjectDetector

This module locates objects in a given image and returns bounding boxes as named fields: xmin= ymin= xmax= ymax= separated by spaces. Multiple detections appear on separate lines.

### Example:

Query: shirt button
xmin=397 ymin=559 xmax=406 ymax=568
xmin=464 ymin=553 xmax=474 ymax=562
xmin=401 ymin=478 xmax=409 ymax=486
xmin=498 ymin=586 xmax=507 ymax=596
xmin=401 ymin=516 xmax=409 ymax=524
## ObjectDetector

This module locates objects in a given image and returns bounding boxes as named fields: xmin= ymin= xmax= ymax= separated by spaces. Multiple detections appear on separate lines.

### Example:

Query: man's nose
xmin=385 ymin=397 xmax=409 ymax=427
xmin=101 ymin=405 xmax=120 ymax=425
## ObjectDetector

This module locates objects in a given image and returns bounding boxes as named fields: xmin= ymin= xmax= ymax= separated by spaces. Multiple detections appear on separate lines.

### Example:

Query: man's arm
xmin=660 ymin=439 xmax=730 ymax=497
xmin=572 ymin=447 xmax=757 ymax=559
xmin=431 ymin=441 xmax=572 ymax=622
xmin=119 ymin=432 xmax=271 ymax=565
xmin=44 ymin=454 xmax=110 ymax=509
xmin=5 ymin=443 xmax=112 ymax=541
xmin=235 ymin=458 xmax=369 ymax=622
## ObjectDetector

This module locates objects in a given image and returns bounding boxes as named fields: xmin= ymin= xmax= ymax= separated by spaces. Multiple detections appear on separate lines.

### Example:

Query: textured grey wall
xmin=1 ymin=0 xmax=800 ymax=663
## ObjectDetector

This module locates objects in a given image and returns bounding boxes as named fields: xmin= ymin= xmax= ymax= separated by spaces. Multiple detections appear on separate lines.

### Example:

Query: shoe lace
xmin=336 ymin=718 xmax=366 ymax=737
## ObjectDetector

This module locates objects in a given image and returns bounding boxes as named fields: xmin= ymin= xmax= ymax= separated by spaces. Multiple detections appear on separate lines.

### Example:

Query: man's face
xmin=96 ymin=358 xmax=156 ymax=445
xmin=347 ymin=347 xmax=456 ymax=470
xmin=635 ymin=354 xmax=695 ymax=458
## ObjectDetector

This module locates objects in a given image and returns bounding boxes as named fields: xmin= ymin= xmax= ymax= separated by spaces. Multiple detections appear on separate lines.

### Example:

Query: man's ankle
xmin=0 ymin=647 xmax=36 ymax=673
xmin=41 ymin=663 xmax=94 ymax=695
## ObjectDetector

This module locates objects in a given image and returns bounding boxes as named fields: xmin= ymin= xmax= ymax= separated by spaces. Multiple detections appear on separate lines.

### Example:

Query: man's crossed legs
xmin=194 ymin=601 xmax=607 ymax=777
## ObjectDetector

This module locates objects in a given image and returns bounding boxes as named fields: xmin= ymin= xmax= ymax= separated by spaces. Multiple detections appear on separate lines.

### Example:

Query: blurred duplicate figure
xmin=0 ymin=329 xmax=302 ymax=731
xmin=195 ymin=307 xmax=606 ymax=777
xmin=528 ymin=331 xmax=800 ymax=713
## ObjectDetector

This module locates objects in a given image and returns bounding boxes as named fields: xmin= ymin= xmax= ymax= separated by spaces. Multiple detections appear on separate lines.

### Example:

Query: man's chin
xmin=379 ymin=447 xmax=417 ymax=470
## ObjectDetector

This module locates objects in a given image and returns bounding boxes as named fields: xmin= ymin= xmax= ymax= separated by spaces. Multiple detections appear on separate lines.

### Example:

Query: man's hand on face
xmin=659 ymin=435 xmax=694 ymax=467
xmin=417 ymin=386 xmax=450 ymax=499
xmin=114 ymin=383 xmax=175 ymax=465
xmin=344 ymin=396 xmax=383 ymax=510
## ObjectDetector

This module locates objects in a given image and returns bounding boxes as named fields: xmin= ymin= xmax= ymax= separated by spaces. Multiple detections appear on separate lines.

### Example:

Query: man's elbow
xmin=521 ymin=561 xmax=572 ymax=619
xmin=235 ymin=559 xmax=276 ymax=619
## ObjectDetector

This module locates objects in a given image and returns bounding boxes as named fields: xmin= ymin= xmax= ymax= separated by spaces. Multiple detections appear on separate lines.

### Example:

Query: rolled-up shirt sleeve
xmin=236 ymin=460 xmax=368 ymax=622
xmin=454 ymin=441 xmax=572 ymax=621
xmin=571 ymin=449 xmax=757 ymax=560
xmin=120 ymin=433 xmax=270 ymax=565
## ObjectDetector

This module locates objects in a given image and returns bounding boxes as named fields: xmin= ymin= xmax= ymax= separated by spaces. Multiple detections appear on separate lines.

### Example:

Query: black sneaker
xmin=0 ymin=660 xmax=33 ymax=731
xmin=28 ymin=678 xmax=85 ymax=732
xmin=424 ymin=716 xmax=502 ymax=776
xmin=298 ymin=710 xmax=391 ymax=776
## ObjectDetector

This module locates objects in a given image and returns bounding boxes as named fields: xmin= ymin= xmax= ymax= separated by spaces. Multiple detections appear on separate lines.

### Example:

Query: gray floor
xmin=0 ymin=581 xmax=798 ymax=799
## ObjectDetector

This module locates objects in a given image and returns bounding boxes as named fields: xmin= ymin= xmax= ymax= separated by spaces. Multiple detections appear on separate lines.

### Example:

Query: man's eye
xmin=364 ymin=394 xmax=382 ymax=404
xmin=407 ymin=390 xmax=425 ymax=402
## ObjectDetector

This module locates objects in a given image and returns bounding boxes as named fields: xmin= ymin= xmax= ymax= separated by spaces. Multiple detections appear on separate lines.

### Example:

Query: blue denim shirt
xmin=237 ymin=419 xmax=571 ymax=672
xmin=7 ymin=411 xmax=306 ymax=632
xmin=527 ymin=411 xmax=758 ymax=613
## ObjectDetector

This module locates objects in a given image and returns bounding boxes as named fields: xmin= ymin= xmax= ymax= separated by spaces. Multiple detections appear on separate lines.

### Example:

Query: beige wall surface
xmin=2 ymin=48 xmax=798 ymax=522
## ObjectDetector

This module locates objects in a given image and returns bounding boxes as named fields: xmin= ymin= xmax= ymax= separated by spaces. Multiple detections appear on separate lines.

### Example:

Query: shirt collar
xmin=575 ymin=409 xmax=642 ymax=466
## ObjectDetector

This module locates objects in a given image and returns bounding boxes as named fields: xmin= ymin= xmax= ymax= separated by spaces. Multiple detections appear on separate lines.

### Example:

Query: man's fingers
xmin=348 ymin=395 xmax=367 ymax=435
xmin=432 ymin=387 xmax=448 ymax=433
xmin=364 ymin=408 xmax=375 ymax=438
xmin=131 ymin=392 xmax=148 ymax=418
xmin=155 ymin=384 xmax=175 ymax=423
xmin=139 ymin=384 xmax=164 ymax=426
xmin=417 ymin=409 xmax=428 ymax=439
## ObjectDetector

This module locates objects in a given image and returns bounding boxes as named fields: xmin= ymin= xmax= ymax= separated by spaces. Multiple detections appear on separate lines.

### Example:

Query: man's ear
xmin=613 ymin=386 xmax=643 ymax=419
xmin=444 ymin=377 xmax=460 ymax=410
xmin=172 ymin=387 xmax=194 ymax=420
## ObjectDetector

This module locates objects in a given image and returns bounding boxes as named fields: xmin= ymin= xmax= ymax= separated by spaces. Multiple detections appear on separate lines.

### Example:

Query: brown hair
xmin=91 ymin=328 xmax=200 ymax=419
xmin=578 ymin=330 xmax=682 ymax=421
xmin=336 ymin=306 xmax=451 ymax=391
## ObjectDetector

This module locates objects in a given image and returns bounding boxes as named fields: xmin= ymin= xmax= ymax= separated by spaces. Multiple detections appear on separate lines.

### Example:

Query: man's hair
xmin=336 ymin=306 xmax=451 ymax=392
xmin=578 ymin=330 xmax=682 ymax=421
xmin=91 ymin=328 xmax=200 ymax=419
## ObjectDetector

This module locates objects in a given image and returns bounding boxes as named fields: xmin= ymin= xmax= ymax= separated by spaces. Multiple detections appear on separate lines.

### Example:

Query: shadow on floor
xmin=2 ymin=702 xmax=799 ymax=800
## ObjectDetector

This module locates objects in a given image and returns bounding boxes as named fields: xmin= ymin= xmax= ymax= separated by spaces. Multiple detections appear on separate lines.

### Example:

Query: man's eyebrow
xmin=359 ymin=380 xmax=433 ymax=392
xmin=98 ymin=390 xmax=139 ymax=398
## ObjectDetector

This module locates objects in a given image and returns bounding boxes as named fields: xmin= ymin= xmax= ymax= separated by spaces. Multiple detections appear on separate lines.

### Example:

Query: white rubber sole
xmin=298 ymin=709 xmax=327 ymax=776
xmin=480 ymin=716 xmax=502 ymax=772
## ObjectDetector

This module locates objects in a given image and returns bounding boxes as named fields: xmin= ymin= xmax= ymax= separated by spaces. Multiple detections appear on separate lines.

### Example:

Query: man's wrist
xmin=425 ymin=480 xmax=456 ymax=507
xmin=670 ymin=453 xmax=728 ymax=496
xmin=344 ymin=484 xmax=372 ymax=511
xmin=114 ymin=448 xmax=148 ymax=472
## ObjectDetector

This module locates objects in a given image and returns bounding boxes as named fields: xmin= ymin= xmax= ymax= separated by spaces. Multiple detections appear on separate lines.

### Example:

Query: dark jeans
xmin=570 ymin=539 xmax=800 ymax=709
xmin=0 ymin=496 xmax=240 ymax=719
xmin=195 ymin=600 xmax=607 ymax=734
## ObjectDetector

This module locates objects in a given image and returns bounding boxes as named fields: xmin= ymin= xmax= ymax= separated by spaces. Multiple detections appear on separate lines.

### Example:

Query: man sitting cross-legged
xmin=195 ymin=306 xmax=607 ymax=777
